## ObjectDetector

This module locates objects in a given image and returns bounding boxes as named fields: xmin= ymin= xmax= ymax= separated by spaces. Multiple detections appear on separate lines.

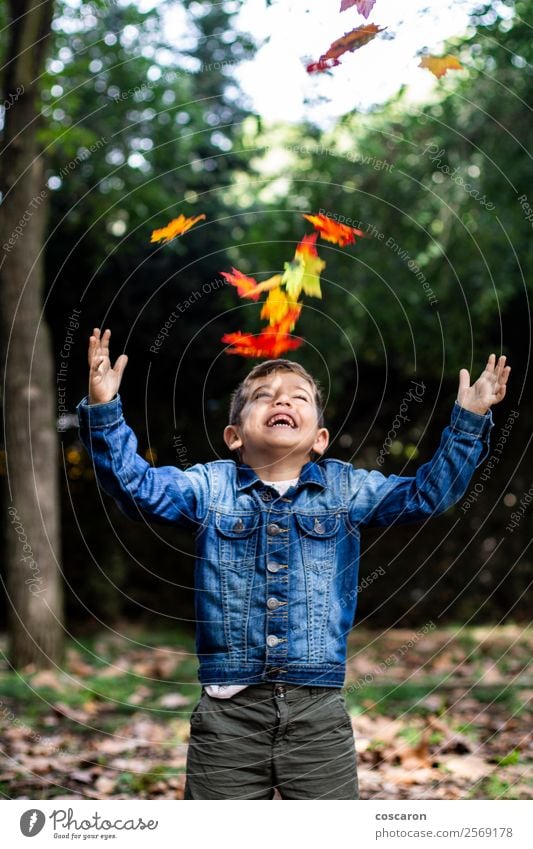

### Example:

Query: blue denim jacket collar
xmin=236 ymin=459 xmax=327 ymax=491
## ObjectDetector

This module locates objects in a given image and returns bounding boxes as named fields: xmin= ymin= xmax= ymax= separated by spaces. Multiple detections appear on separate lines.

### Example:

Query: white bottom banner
xmin=2 ymin=799 xmax=532 ymax=848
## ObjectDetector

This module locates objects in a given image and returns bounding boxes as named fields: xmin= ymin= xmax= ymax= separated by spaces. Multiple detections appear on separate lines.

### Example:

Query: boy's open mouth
xmin=265 ymin=413 xmax=297 ymax=428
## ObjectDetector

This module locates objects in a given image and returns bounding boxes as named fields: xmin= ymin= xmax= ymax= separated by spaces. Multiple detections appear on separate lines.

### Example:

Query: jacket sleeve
xmin=347 ymin=402 xmax=494 ymax=528
xmin=76 ymin=393 xmax=210 ymax=531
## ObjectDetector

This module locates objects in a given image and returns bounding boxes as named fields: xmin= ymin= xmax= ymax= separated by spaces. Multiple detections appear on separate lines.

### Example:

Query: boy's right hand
xmin=88 ymin=328 xmax=128 ymax=405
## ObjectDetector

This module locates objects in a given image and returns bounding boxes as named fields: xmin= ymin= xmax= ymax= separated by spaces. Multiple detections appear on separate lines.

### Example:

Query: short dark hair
xmin=228 ymin=359 xmax=326 ymax=463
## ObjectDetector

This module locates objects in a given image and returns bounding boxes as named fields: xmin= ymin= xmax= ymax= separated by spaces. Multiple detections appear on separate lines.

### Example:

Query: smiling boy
xmin=77 ymin=328 xmax=510 ymax=799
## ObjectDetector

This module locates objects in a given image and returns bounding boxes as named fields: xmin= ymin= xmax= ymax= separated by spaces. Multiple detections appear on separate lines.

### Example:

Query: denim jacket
xmin=76 ymin=394 xmax=493 ymax=688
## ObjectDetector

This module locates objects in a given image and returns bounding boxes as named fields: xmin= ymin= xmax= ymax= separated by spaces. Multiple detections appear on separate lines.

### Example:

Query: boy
xmin=77 ymin=328 xmax=510 ymax=800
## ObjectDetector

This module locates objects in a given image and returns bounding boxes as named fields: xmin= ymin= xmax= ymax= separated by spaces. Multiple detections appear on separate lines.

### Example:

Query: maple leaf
xmin=150 ymin=213 xmax=206 ymax=244
xmin=294 ymin=233 xmax=326 ymax=298
xmin=418 ymin=55 xmax=463 ymax=79
xmin=306 ymin=57 xmax=341 ymax=74
xmin=221 ymin=329 xmax=303 ymax=358
xmin=321 ymin=23 xmax=386 ymax=62
xmin=261 ymin=289 xmax=302 ymax=327
xmin=340 ymin=0 xmax=376 ymax=18
xmin=220 ymin=267 xmax=262 ymax=301
xmin=251 ymin=273 xmax=283 ymax=297
xmin=303 ymin=213 xmax=365 ymax=247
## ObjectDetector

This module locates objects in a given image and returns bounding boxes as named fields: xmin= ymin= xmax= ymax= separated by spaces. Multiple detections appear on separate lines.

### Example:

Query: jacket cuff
xmin=76 ymin=394 xmax=122 ymax=428
xmin=451 ymin=400 xmax=494 ymax=438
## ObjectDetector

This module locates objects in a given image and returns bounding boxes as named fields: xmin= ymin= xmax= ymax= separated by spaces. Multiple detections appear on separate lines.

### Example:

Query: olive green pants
xmin=184 ymin=683 xmax=359 ymax=800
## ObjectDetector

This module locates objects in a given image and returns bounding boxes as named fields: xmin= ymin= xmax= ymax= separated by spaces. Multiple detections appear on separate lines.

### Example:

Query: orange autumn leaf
xmin=321 ymin=23 xmax=386 ymax=61
xmin=150 ymin=213 xmax=206 ymax=244
xmin=221 ymin=328 xmax=303 ymax=358
xmin=248 ymin=273 xmax=283 ymax=298
xmin=262 ymin=290 xmax=303 ymax=328
xmin=220 ymin=267 xmax=262 ymax=301
xmin=303 ymin=213 xmax=365 ymax=247
xmin=293 ymin=232 xmax=326 ymax=298
xmin=418 ymin=55 xmax=463 ymax=79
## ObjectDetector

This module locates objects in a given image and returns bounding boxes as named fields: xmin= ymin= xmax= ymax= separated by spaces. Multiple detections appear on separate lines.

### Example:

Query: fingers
xmin=458 ymin=368 xmax=470 ymax=395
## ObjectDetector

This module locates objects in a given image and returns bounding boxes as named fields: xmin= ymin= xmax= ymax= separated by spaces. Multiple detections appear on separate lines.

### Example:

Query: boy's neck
xmin=241 ymin=455 xmax=311 ymax=482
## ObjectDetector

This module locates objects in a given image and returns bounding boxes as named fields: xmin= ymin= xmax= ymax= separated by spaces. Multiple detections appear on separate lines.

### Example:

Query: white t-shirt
xmin=205 ymin=476 xmax=299 ymax=699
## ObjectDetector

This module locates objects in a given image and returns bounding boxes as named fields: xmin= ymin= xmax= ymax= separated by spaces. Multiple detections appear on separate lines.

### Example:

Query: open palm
xmin=88 ymin=328 xmax=128 ymax=404
xmin=457 ymin=354 xmax=511 ymax=415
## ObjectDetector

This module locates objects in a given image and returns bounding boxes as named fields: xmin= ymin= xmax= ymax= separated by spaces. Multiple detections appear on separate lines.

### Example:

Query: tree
xmin=0 ymin=0 xmax=63 ymax=668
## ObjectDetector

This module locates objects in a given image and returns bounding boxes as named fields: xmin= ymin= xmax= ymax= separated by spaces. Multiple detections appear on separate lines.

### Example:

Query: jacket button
xmin=233 ymin=519 xmax=245 ymax=532
xmin=261 ymin=490 xmax=273 ymax=501
xmin=267 ymin=597 xmax=283 ymax=610
xmin=314 ymin=518 xmax=325 ymax=534
xmin=267 ymin=523 xmax=282 ymax=535
xmin=267 ymin=561 xmax=282 ymax=573
xmin=266 ymin=634 xmax=281 ymax=647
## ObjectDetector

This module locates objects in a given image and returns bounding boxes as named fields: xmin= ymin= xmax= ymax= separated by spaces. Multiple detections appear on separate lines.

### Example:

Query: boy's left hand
xmin=457 ymin=353 xmax=511 ymax=415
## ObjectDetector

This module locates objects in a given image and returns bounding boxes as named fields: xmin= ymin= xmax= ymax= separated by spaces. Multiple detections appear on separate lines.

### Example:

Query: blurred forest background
xmin=0 ymin=0 xmax=531 ymax=802
xmin=0 ymin=0 xmax=531 ymax=650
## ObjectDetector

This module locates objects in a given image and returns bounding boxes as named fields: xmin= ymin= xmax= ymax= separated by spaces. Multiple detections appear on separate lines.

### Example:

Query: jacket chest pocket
xmin=295 ymin=512 xmax=341 ymax=572
xmin=215 ymin=512 xmax=259 ymax=570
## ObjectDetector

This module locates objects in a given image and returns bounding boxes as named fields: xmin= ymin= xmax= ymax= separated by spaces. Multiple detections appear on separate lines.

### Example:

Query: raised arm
xmin=77 ymin=328 xmax=209 ymax=529
xmin=348 ymin=354 xmax=510 ymax=529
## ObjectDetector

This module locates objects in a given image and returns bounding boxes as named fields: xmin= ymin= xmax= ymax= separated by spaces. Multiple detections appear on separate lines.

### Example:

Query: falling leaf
xmin=221 ymin=327 xmax=303 ymax=358
xmin=245 ymin=273 xmax=282 ymax=298
xmin=220 ymin=267 xmax=262 ymax=301
xmin=321 ymin=23 xmax=386 ymax=61
xmin=306 ymin=57 xmax=341 ymax=74
xmin=150 ymin=213 xmax=206 ymax=244
xmin=418 ymin=55 xmax=463 ymax=79
xmin=294 ymin=232 xmax=326 ymax=298
xmin=340 ymin=0 xmax=376 ymax=18
xmin=261 ymin=286 xmax=292 ymax=325
xmin=303 ymin=213 xmax=365 ymax=247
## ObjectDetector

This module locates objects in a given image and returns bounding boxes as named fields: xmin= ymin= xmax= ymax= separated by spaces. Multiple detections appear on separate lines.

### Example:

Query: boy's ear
xmin=312 ymin=427 xmax=330 ymax=457
xmin=224 ymin=424 xmax=243 ymax=453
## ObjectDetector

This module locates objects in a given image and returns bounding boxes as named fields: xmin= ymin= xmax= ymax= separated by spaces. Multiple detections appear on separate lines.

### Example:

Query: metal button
xmin=274 ymin=684 xmax=286 ymax=698
xmin=267 ymin=597 xmax=283 ymax=610
xmin=267 ymin=523 xmax=282 ymax=535
xmin=233 ymin=519 xmax=245 ymax=532
xmin=266 ymin=634 xmax=281 ymax=647
xmin=314 ymin=518 xmax=325 ymax=534
xmin=260 ymin=490 xmax=273 ymax=501
xmin=267 ymin=561 xmax=283 ymax=573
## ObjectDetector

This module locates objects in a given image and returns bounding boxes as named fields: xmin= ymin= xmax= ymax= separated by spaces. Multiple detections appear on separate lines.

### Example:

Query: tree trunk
xmin=0 ymin=0 xmax=63 ymax=669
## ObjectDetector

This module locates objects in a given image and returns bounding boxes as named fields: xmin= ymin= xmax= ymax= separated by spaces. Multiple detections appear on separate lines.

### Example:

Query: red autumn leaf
xmin=306 ymin=57 xmax=341 ymax=74
xmin=340 ymin=0 xmax=376 ymax=18
xmin=321 ymin=23 xmax=386 ymax=62
xmin=303 ymin=213 xmax=365 ymax=248
xmin=220 ymin=267 xmax=262 ymax=301
xmin=221 ymin=329 xmax=303 ymax=358
xmin=418 ymin=54 xmax=464 ymax=79
xmin=150 ymin=213 xmax=206 ymax=244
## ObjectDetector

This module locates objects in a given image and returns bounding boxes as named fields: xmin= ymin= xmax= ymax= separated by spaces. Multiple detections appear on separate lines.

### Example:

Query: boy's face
xmin=223 ymin=370 xmax=329 ymax=469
